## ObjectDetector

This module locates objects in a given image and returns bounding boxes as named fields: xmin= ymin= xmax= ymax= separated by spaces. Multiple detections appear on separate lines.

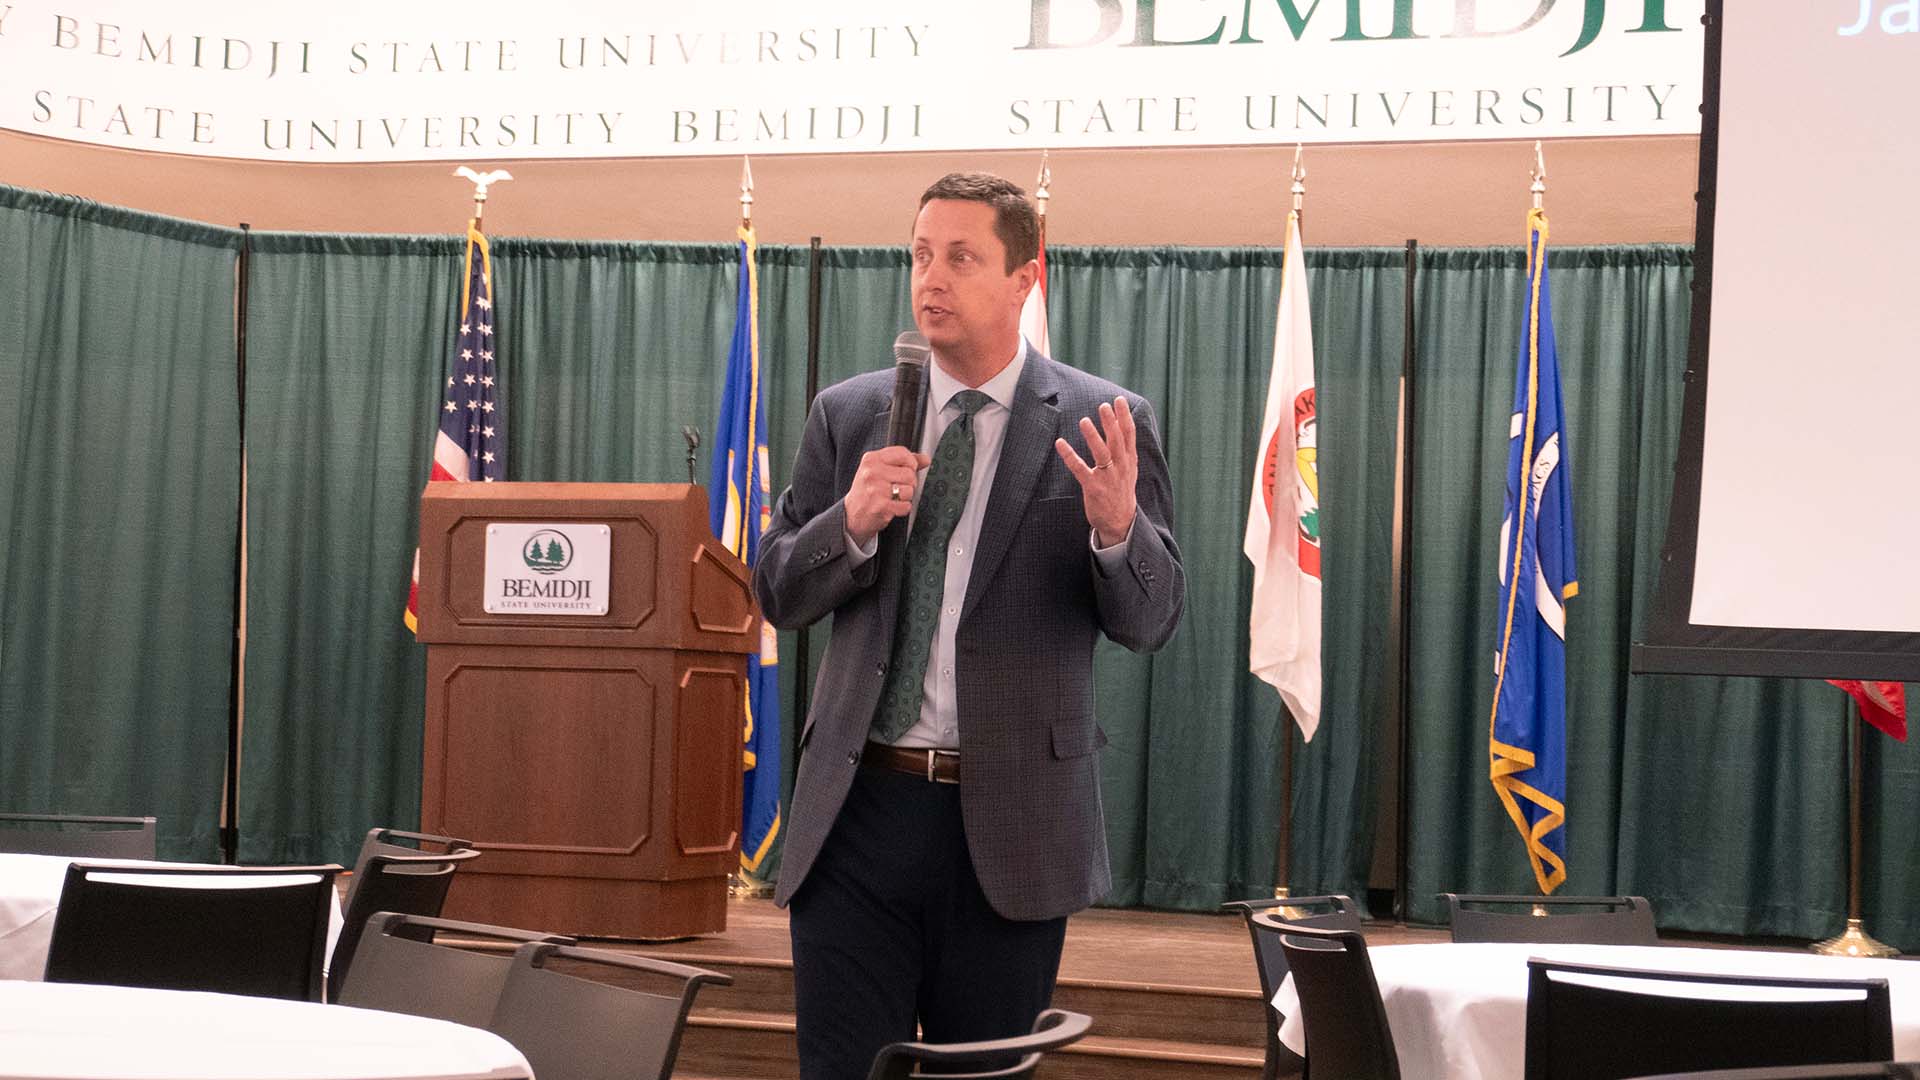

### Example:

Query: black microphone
xmin=887 ymin=331 xmax=930 ymax=449
xmin=682 ymin=425 xmax=700 ymax=485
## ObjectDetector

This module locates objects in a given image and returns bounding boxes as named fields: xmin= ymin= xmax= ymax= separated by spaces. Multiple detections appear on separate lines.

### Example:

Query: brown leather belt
xmin=861 ymin=742 xmax=961 ymax=784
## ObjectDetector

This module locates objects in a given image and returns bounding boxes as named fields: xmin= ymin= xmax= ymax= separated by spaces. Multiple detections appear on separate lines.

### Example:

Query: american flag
xmin=405 ymin=223 xmax=504 ymax=633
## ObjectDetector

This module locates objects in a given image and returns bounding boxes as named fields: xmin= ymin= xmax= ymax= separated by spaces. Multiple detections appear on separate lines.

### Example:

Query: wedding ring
xmin=1094 ymin=460 xmax=1112 ymax=471
xmin=890 ymin=482 xmax=902 ymax=500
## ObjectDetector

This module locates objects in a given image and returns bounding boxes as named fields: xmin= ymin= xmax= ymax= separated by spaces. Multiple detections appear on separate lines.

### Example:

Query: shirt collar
xmin=929 ymin=340 xmax=1027 ymax=416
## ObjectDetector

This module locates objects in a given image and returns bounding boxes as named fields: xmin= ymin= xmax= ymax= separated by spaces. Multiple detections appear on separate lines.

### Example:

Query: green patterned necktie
xmin=871 ymin=389 xmax=992 ymax=743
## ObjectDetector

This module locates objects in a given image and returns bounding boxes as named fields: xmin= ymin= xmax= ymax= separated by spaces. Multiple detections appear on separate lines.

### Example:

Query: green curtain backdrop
xmin=0 ymin=186 xmax=241 ymax=860
xmin=493 ymin=239 xmax=740 ymax=484
xmin=6 ymin=179 xmax=1918 ymax=950
xmin=237 ymin=233 xmax=460 ymax=864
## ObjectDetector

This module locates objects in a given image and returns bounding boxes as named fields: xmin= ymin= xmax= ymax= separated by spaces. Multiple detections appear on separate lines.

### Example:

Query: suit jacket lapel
xmin=962 ymin=347 xmax=1061 ymax=622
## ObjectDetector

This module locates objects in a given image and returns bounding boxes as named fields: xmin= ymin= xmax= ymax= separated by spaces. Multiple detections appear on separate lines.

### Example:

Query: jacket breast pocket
xmin=1028 ymin=494 xmax=1085 ymax=526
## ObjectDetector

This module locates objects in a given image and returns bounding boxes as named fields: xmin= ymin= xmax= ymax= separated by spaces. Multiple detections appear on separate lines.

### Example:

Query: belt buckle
xmin=927 ymin=749 xmax=959 ymax=784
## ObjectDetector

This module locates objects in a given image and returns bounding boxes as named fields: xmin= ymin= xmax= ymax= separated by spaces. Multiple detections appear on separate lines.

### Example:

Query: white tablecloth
xmin=1272 ymin=942 xmax=1920 ymax=1080
xmin=0 ymin=854 xmax=344 ymax=983
xmin=0 ymin=981 xmax=529 ymax=1080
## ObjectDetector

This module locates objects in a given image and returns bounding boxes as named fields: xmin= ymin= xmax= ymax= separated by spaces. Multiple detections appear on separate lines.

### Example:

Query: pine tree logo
xmin=523 ymin=530 xmax=573 ymax=574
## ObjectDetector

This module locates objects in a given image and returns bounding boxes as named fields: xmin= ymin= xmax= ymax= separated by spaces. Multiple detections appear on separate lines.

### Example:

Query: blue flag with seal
xmin=709 ymin=224 xmax=782 ymax=877
xmin=1489 ymin=207 xmax=1576 ymax=895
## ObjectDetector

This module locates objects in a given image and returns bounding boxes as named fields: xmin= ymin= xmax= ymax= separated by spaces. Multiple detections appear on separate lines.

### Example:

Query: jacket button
xmin=846 ymin=749 xmax=859 ymax=765
xmin=875 ymin=661 xmax=887 ymax=675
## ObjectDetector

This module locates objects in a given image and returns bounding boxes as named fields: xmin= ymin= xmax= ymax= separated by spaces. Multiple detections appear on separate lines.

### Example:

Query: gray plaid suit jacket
xmin=754 ymin=345 xmax=1184 ymax=921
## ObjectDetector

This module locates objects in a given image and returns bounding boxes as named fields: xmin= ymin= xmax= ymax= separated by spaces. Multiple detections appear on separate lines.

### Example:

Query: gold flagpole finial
xmin=454 ymin=166 xmax=513 ymax=228
xmin=1291 ymin=144 xmax=1306 ymax=213
xmin=1530 ymin=141 xmax=1547 ymax=211
xmin=1033 ymin=150 xmax=1052 ymax=219
xmin=740 ymin=156 xmax=755 ymax=229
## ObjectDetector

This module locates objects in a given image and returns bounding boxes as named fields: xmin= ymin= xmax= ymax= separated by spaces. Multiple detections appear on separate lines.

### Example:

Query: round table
xmin=0 ymin=981 xmax=530 ymax=1080
xmin=1272 ymin=941 xmax=1920 ymax=1080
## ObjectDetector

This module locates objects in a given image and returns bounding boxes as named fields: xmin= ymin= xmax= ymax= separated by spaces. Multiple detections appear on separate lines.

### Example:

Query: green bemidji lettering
xmin=1018 ymin=0 xmax=1681 ymax=57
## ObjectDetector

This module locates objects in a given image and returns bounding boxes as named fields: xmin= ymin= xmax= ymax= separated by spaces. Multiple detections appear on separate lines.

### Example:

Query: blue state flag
xmin=1489 ymin=207 xmax=1577 ymax=895
xmin=709 ymin=225 xmax=782 ymax=877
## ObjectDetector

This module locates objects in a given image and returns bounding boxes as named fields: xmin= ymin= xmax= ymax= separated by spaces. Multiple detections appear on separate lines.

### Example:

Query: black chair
xmin=326 ymin=827 xmax=480 ymax=1001
xmin=866 ymin=1008 xmax=1094 ymax=1080
xmin=1524 ymin=958 xmax=1894 ymax=1080
xmin=1443 ymin=893 xmax=1659 ymax=945
xmin=0 ymin=813 xmax=157 ymax=859
xmin=486 ymin=941 xmax=731 ymax=1080
xmin=1225 ymin=894 xmax=1363 ymax=1080
xmin=44 ymin=861 xmax=342 ymax=1000
xmin=1261 ymin=917 xmax=1401 ymax=1080
xmin=335 ymin=912 xmax=572 ymax=1026
xmin=1629 ymin=1066 xmax=1920 ymax=1080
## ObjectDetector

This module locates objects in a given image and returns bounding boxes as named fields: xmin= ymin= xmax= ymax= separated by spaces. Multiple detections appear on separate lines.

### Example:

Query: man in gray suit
xmin=754 ymin=172 xmax=1184 ymax=1078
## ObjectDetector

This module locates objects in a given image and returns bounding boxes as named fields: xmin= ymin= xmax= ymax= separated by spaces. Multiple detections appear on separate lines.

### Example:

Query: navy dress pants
xmin=788 ymin=762 xmax=1070 ymax=1079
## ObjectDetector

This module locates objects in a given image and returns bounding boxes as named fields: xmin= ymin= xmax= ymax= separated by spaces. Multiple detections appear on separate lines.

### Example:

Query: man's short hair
xmin=918 ymin=172 xmax=1039 ymax=272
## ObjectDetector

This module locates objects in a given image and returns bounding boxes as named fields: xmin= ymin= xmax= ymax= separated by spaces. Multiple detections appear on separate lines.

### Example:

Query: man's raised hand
xmin=1054 ymin=396 xmax=1138 ymax=549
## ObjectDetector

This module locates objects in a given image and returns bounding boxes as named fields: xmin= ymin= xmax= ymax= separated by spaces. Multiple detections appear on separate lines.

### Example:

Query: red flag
xmin=1828 ymin=680 xmax=1908 ymax=741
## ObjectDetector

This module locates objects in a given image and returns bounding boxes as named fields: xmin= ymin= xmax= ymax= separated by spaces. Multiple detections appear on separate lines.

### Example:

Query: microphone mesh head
xmin=893 ymin=331 xmax=930 ymax=366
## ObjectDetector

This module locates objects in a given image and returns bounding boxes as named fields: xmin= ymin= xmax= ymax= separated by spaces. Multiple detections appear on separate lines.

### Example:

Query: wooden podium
xmin=413 ymin=482 xmax=755 ymax=939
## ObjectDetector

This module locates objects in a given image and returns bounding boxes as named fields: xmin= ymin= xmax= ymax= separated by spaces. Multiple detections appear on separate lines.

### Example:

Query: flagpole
xmin=453 ymin=166 xmax=513 ymax=230
xmin=1272 ymin=145 xmax=1307 ymax=901
xmin=1813 ymin=705 xmax=1897 ymax=956
xmin=1531 ymin=141 xmax=1546 ymax=212
xmin=1021 ymin=151 xmax=1052 ymax=357
xmin=1528 ymin=143 xmax=1549 ymax=913
xmin=739 ymin=156 xmax=755 ymax=231
xmin=731 ymin=156 xmax=775 ymax=900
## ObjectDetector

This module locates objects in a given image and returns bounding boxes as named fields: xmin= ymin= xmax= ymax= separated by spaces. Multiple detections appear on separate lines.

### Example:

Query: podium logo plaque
xmin=483 ymin=522 xmax=611 ymax=615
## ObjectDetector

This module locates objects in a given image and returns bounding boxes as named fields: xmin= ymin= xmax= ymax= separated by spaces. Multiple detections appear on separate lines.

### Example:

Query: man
xmin=754 ymin=172 xmax=1184 ymax=1078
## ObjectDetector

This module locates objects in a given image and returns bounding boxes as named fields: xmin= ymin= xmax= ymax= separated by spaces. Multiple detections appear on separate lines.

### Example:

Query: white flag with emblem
xmin=1243 ymin=210 xmax=1323 ymax=740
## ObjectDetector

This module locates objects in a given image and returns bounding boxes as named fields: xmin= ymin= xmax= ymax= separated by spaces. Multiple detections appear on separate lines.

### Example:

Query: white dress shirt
xmin=846 ymin=339 xmax=1129 ymax=750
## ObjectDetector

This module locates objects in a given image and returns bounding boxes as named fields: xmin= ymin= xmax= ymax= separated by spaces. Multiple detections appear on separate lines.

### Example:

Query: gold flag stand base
xmin=728 ymin=869 xmax=773 ymax=899
xmin=1812 ymin=918 xmax=1899 ymax=958
xmin=1270 ymin=884 xmax=1316 ymax=922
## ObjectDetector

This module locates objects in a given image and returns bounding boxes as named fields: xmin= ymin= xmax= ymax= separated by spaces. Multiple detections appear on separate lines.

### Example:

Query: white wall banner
xmin=0 ymin=0 xmax=1704 ymax=162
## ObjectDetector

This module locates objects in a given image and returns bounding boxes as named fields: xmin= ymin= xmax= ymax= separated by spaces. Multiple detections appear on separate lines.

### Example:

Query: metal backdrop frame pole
xmin=1393 ymin=238 xmax=1419 ymax=920
xmin=792 ymin=237 xmax=825 ymax=755
xmin=221 ymin=223 xmax=252 ymax=865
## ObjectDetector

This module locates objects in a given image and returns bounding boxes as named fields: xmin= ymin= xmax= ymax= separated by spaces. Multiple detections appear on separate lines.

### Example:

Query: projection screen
xmin=1634 ymin=0 xmax=1920 ymax=680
